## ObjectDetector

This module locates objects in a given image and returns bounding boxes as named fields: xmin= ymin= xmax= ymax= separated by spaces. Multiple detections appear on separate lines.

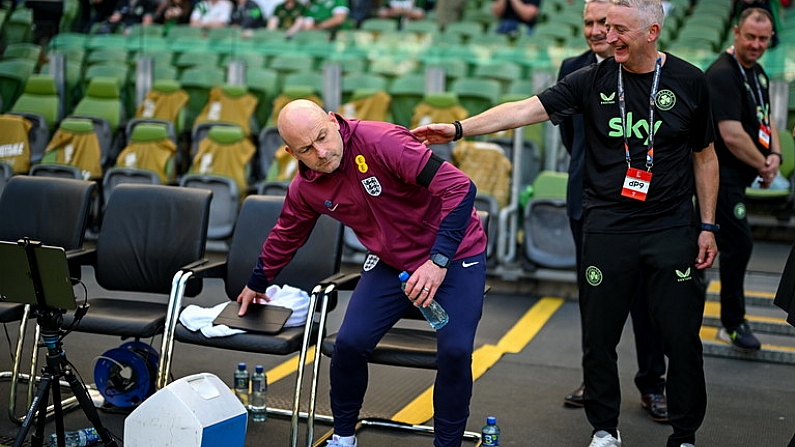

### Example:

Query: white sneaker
xmin=588 ymin=430 xmax=621 ymax=447
xmin=326 ymin=434 xmax=357 ymax=447
xmin=680 ymin=444 xmax=695 ymax=447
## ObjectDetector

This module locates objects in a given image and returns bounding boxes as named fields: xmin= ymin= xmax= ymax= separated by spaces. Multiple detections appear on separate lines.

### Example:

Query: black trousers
xmin=581 ymin=227 xmax=707 ymax=447
xmin=715 ymin=183 xmax=753 ymax=330
xmin=570 ymin=217 xmax=666 ymax=396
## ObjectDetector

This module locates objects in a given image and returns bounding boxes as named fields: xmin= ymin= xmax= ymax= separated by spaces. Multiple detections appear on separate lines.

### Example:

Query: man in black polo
xmin=705 ymin=7 xmax=782 ymax=352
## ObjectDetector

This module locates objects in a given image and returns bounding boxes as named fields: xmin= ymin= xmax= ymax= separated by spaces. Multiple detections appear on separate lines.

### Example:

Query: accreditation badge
xmin=758 ymin=123 xmax=771 ymax=149
xmin=621 ymin=167 xmax=652 ymax=201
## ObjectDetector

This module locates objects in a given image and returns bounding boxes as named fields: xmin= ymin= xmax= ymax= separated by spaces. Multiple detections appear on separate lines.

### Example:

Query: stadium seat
xmin=179 ymin=66 xmax=226 ymax=130
xmin=2 ymin=43 xmax=42 ymax=62
xmin=449 ymin=77 xmax=502 ymax=117
xmin=387 ymin=73 xmax=426 ymax=128
xmin=11 ymin=74 xmax=61 ymax=131
xmin=522 ymin=170 xmax=575 ymax=269
xmin=0 ymin=59 xmax=37 ymax=113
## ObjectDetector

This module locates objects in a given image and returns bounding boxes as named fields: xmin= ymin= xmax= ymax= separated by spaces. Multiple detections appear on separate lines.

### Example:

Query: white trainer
xmin=680 ymin=444 xmax=695 ymax=447
xmin=326 ymin=434 xmax=357 ymax=447
xmin=588 ymin=430 xmax=621 ymax=447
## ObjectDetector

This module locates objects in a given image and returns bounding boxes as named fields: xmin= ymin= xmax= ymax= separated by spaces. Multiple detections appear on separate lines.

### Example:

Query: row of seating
xmin=1 ymin=175 xmax=481 ymax=443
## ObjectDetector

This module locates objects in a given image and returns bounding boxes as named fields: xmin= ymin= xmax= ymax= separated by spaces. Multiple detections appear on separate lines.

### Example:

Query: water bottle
xmin=250 ymin=365 xmax=268 ymax=422
xmin=48 ymin=428 xmax=100 ymax=447
xmin=481 ymin=416 xmax=500 ymax=446
xmin=233 ymin=362 xmax=250 ymax=406
xmin=398 ymin=271 xmax=449 ymax=330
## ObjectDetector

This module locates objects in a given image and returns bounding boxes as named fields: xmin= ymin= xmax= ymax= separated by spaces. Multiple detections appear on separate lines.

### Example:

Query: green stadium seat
xmin=0 ymin=59 xmax=37 ymax=113
xmin=2 ymin=43 xmax=42 ymax=62
xmin=449 ymin=77 xmax=501 ymax=116
xmin=388 ymin=73 xmax=426 ymax=128
xmin=11 ymin=74 xmax=61 ymax=131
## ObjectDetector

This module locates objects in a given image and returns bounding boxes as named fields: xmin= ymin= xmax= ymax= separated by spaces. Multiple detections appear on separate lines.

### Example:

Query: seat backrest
xmin=779 ymin=132 xmax=795 ymax=179
xmin=190 ymin=124 xmax=255 ymax=194
xmin=388 ymin=73 xmax=427 ymax=128
xmin=180 ymin=174 xmax=239 ymax=240
xmin=0 ymin=163 xmax=11 ymax=197
xmin=0 ymin=113 xmax=33 ymax=174
xmin=450 ymin=77 xmax=502 ymax=116
xmin=95 ymin=184 xmax=211 ymax=293
xmin=411 ymin=92 xmax=468 ymax=129
xmin=102 ymin=167 xmax=162 ymax=206
xmin=11 ymin=74 xmax=60 ymax=130
xmin=0 ymin=176 xmax=95 ymax=249
xmin=194 ymin=85 xmax=259 ymax=136
xmin=338 ymin=90 xmax=392 ymax=122
xmin=0 ymin=59 xmax=37 ymax=113
xmin=73 ymin=76 xmax=125 ymax=130
xmin=42 ymin=117 xmax=104 ymax=179
xmin=282 ymin=71 xmax=325 ymax=96
xmin=7 ymin=111 xmax=51 ymax=165
xmin=225 ymin=195 xmax=343 ymax=300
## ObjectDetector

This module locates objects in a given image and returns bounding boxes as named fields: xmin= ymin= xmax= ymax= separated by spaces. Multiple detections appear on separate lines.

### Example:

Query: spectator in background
xmin=190 ymin=0 xmax=233 ymax=28
xmin=377 ymin=0 xmax=426 ymax=22
xmin=434 ymin=0 xmax=465 ymax=29
xmin=735 ymin=0 xmax=781 ymax=47
xmin=230 ymin=0 xmax=266 ymax=32
xmin=491 ymin=0 xmax=540 ymax=35
xmin=85 ymin=0 xmax=120 ymax=32
xmin=96 ymin=0 xmax=157 ymax=34
xmin=285 ymin=0 xmax=349 ymax=38
xmin=268 ymin=0 xmax=307 ymax=29
xmin=26 ymin=0 xmax=63 ymax=47
xmin=154 ymin=0 xmax=192 ymax=24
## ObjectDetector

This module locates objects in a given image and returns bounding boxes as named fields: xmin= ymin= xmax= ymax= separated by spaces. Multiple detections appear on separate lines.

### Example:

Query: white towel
xmin=255 ymin=284 xmax=310 ymax=327
xmin=179 ymin=302 xmax=246 ymax=338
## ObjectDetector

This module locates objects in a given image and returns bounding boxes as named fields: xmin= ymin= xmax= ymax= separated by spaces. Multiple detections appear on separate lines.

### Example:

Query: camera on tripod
xmin=0 ymin=238 xmax=118 ymax=447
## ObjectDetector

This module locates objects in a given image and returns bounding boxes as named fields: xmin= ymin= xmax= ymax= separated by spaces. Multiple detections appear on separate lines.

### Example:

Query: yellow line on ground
xmin=707 ymin=280 xmax=775 ymax=299
xmin=497 ymin=297 xmax=565 ymax=354
xmin=390 ymin=297 xmax=564 ymax=425
xmin=266 ymin=346 xmax=316 ymax=384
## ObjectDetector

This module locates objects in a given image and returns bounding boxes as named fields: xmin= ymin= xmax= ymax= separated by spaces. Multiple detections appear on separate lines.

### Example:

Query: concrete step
xmin=700 ymin=325 xmax=795 ymax=365
xmin=702 ymin=301 xmax=795 ymax=336
xmin=701 ymin=274 xmax=795 ymax=364
xmin=705 ymin=278 xmax=781 ymax=308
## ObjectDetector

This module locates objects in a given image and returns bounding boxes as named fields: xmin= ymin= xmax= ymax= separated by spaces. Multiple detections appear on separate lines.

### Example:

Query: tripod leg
xmin=62 ymin=366 xmax=119 ymax=447
xmin=41 ymin=373 xmax=65 ymax=447
xmin=14 ymin=373 xmax=52 ymax=447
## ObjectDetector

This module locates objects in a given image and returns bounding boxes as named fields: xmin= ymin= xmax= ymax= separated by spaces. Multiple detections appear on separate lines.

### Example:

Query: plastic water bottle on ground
xmin=250 ymin=365 xmax=267 ymax=422
xmin=481 ymin=416 xmax=500 ymax=446
xmin=234 ymin=362 xmax=250 ymax=406
xmin=48 ymin=427 xmax=101 ymax=447
xmin=398 ymin=271 xmax=449 ymax=330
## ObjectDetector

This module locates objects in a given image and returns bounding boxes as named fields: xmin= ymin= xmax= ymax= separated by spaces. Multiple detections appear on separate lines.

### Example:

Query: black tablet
xmin=213 ymin=302 xmax=294 ymax=334
xmin=0 ymin=241 xmax=76 ymax=310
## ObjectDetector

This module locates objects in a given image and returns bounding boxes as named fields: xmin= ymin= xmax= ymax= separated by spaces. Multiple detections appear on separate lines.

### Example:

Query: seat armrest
xmin=183 ymin=259 xmax=227 ymax=279
xmin=65 ymin=248 xmax=93 ymax=281
xmin=66 ymin=247 xmax=96 ymax=266
xmin=318 ymin=272 xmax=361 ymax=291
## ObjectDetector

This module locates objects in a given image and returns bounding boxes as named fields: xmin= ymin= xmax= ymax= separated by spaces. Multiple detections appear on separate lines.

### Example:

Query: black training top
xmin=705 ymin=51 xmax=772 ymax=186
xmin=538 ymin=53 xmax=714 ymax=234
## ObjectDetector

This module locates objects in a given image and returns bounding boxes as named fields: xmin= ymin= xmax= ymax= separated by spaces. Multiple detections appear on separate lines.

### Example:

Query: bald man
xmin=237 ymin=100 xmax=488 ymax=447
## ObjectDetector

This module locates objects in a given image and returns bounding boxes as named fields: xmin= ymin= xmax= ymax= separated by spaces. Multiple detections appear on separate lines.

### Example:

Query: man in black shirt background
xmin=705 ymin=7 xmax=781 ymax=353
xmin=412 ymin=1 xmax=718 ymax=446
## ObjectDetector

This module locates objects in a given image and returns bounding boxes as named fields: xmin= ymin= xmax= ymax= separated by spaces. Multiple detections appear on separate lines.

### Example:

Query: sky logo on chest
xmin=608 ymin=112 xmax=663 ymax=145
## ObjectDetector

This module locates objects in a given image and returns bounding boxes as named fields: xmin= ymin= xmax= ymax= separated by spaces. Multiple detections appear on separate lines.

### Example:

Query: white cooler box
xmin=124 ymin=373 xmax=247 ymax=447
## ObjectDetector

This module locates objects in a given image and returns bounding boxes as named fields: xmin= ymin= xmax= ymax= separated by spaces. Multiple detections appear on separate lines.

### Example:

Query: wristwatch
xmin=700 ymin=222 xmax=720 ymax=233
xmin=430 ymin=252 xmax=450 ymax=269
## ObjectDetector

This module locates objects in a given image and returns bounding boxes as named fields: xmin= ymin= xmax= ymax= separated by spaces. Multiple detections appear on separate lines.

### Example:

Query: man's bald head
xmin=277 ymin=100 xmax=344 ymax=174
